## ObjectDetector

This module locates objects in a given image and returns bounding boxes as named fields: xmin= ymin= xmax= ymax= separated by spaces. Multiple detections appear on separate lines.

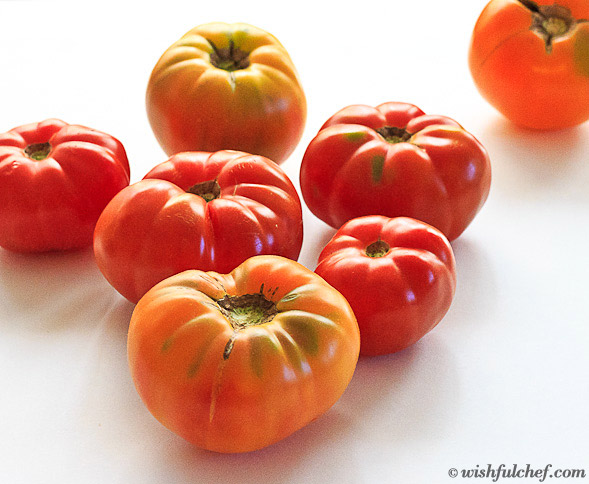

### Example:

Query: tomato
xmin=127 ymin=255 xmax=360 ymax=453
xmin=299 ymin=102 xmax=492 ymax=241
xmin=94 ymin=150 xmax=304 ymax=303
xmin=146 ymin=22 xmax=307 ymax=164
xmin=0 ymin=118 xmax=130 ymax=252
xmin=315 ymin=216 xmax=456 ymax=356
xmin=469 ymin=0 xmax=589 ymax=130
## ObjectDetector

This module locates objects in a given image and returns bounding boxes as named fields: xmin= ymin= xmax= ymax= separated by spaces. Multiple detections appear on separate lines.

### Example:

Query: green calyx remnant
xmin=218 ymin=292 xmax=278 ymax=361
xmin=207 ymin=38 xmax=250 ymax=72
xmin=366 ymin=239 xmax=390 ymax=258
xmin=376 ymin=126 xmax=412 ymax=144
xmin=217 ymin=293 xmax=278 ymax=330
xmin=24 ymin=142 xmax=51 ymax=161
xmin=187 ymin=179 xmax=221 ymax=202
xmin=518 ymin=0 xmax=583 ymax=53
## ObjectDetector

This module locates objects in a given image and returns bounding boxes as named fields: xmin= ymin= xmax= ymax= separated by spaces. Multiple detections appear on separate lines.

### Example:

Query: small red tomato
xmin=128 ymin=255 xmax=360 ymax=453
xmin=315 ymin=216 xmax=456 ymax=356
xmin=94 ymin=150 xmax=303 ymax=303
xmin=146 ymin=22 xmax=307 ymax=163
xmin=469 ymin=0 xmax=589 ymax=130
xmin=0 ymin=119 xmax=130 ymax=252
xmin=299 ymin=102 xmax=491 ymax=241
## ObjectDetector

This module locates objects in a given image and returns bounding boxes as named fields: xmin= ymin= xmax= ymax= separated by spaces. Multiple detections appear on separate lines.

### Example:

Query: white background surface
xmin=1 ymin=1 xmax=588 ymax=483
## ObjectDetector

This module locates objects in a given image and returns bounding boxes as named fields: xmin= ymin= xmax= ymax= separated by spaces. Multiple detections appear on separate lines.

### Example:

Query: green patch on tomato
xmin=371 ymin=155 xmax=385 ymax=184
xmin=344 ymin=131 xmax=366 ymax=142
xmin=574 ymin=27 xmax=589 ymax=77
xmin=284 ymin=317 xmax=319 ymax=356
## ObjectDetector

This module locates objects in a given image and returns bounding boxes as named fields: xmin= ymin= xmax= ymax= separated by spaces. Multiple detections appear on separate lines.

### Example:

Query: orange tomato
xmin=469 ymin=0 xmax=589 ymax=130
xmin=146 ymin=22 xmax=307 ymax=163
xmin=127 ymin=255 xmax=360 ymax=453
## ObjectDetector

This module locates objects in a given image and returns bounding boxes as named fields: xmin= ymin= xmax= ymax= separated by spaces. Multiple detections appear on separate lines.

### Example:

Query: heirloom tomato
xmin=299 ymin=102 xmax=491 ymax=241
xmin=469 ymin=0 xmax=589 ymax=130
xmin=315 ymin=216 xmax=456 ymax=356
xmin=146 ymin=22 xmax=306 ymax=164
xmin=0 ymin=119 xmax=130 ymax=252
xmin=128 ymin=255 xmax=360 ymax=453
xmin=94 ymin=150 xmax=303 ymax=303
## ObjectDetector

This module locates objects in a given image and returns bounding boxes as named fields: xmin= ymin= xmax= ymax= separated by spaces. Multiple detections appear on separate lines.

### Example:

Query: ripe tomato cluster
xmin=1 ymin=0 xmax=585 ymax=454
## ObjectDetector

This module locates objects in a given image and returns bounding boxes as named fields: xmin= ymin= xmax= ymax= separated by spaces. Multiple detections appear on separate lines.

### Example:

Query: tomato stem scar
xmin=365 ymin=239 xmax=391 ymax=258
xmin=207 ymin=38 xmax=251 ymax=72
xmin=517 ymin=0 xmax=581 ymax=53
xmin=187 ymin=179 xmax=221 ymax=202
xmin=24 ymin=142 xmax=51 ymax=161
xmin=375 ymin=126 xmax=412 ymax=144
xmin=217 ymin=293 xmax=278 ymax=359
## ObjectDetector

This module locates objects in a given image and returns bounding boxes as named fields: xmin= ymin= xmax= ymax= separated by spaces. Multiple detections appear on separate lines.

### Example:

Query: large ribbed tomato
xmin=299 ymin=102 xmax=492 ymax=241
xmin=146 ymin=22 xmax=306 ymax=163
xmin=315 ymin=216 xmax=456 ymax=356
xmin=469 ymin=0 xmax=589 ymax=129
xmin=94 ymin=150 xmax=303 ymax=303
xmin=0 ymin=119 xmax=130 ymax=252
xmin=128 ymin=255 xmax=360 ymax=453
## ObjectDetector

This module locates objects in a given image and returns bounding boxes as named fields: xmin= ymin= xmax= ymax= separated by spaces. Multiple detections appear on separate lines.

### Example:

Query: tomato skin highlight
xmin=0 ymin=118 xmax=130 ymax=252
xmin=146 ymin=22 xmax=306 ymax=164
xmin=469 ymin=0 xmax=589 ymax=130
xmin=315 ymin=216 xmax=456 ymax=356
xmin=128 ymin=255 xmax=360 ymax=453
xmin=299 ymin=102 xmax=491 ymax=241
xmin=93 ymin=150 xmax=304 ymax=303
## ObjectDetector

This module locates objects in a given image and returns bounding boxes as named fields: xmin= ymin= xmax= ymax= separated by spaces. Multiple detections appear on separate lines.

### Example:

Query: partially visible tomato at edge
xmin=469 ymin=0 xmax=589 ymax=130
xmin=0 ymin=118 xmax=130 ymax=252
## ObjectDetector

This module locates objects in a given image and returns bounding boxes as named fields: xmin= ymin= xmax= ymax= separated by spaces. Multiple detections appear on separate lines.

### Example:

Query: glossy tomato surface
xmin=94 ymin=150 xmax=303 ymax=303
xmin=146 ymin=22 xmax=307 ymax=163
xmin=315 ymin=216 xmax=456 ymax=356
xmin=299 ymin=102 xmax=491 ymax=241
xmin=469 ymin=0 xmax=589 ymax=129
xmin=0 ymin=118 xmax=130 ymax=252
xmin=128 ymin=255 xmax=360 ymax=453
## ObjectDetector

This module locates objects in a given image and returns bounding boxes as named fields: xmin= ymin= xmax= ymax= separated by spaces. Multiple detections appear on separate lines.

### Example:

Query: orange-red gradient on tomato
xmin=469 ymin=0 xmax=589 ymax=129
xmin=128 ymin=256 xmax=360 ymax=453
xmin=146 ymin=22 xmax=306 ymax=163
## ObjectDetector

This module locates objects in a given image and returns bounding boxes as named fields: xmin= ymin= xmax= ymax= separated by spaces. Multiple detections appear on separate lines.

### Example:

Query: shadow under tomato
xmin=147 ymin=336 xmax=459 ymax=483
xmin=480 ymin=115 xmax=589 ymax=203
xmin=72 ymin=293 xmax=358 ymax=484
xmin=0 ymin=247 xmax=124 ymax=334
xmin=447 ymin=235 xmax=498 ymax=331
xmin=340 ymin=334 xmax=459 ymax=444
xmin=73 ymin=298 xmax=460 ymax=484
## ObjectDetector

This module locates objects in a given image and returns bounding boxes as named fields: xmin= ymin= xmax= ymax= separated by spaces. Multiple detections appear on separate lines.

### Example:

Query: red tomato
xmin=299 ymin=102 xmax=492 ymax=241
xmin=469 ymin=0 xmax=589 ymax=130
xmin=94 ymin=150 xmax=304 ymax=303
xmin=128 ymin=255 xmax=360 ymax=453
xmin=0 ymin=119 xmax=130 ymax=252
xmin=315 ymin=216 xmax=456 ymax=356
xmin=146 ymin=22 xmax=306 ymax=164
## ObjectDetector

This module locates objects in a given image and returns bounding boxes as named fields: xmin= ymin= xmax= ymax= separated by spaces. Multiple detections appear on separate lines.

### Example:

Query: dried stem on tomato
xmin=517 ymin=0 xmax=585 ymax=53
xmin=375 ymin=126 xmax=412 ymax=144
xmin=207 ymin=39 xmax=251 ymax=71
